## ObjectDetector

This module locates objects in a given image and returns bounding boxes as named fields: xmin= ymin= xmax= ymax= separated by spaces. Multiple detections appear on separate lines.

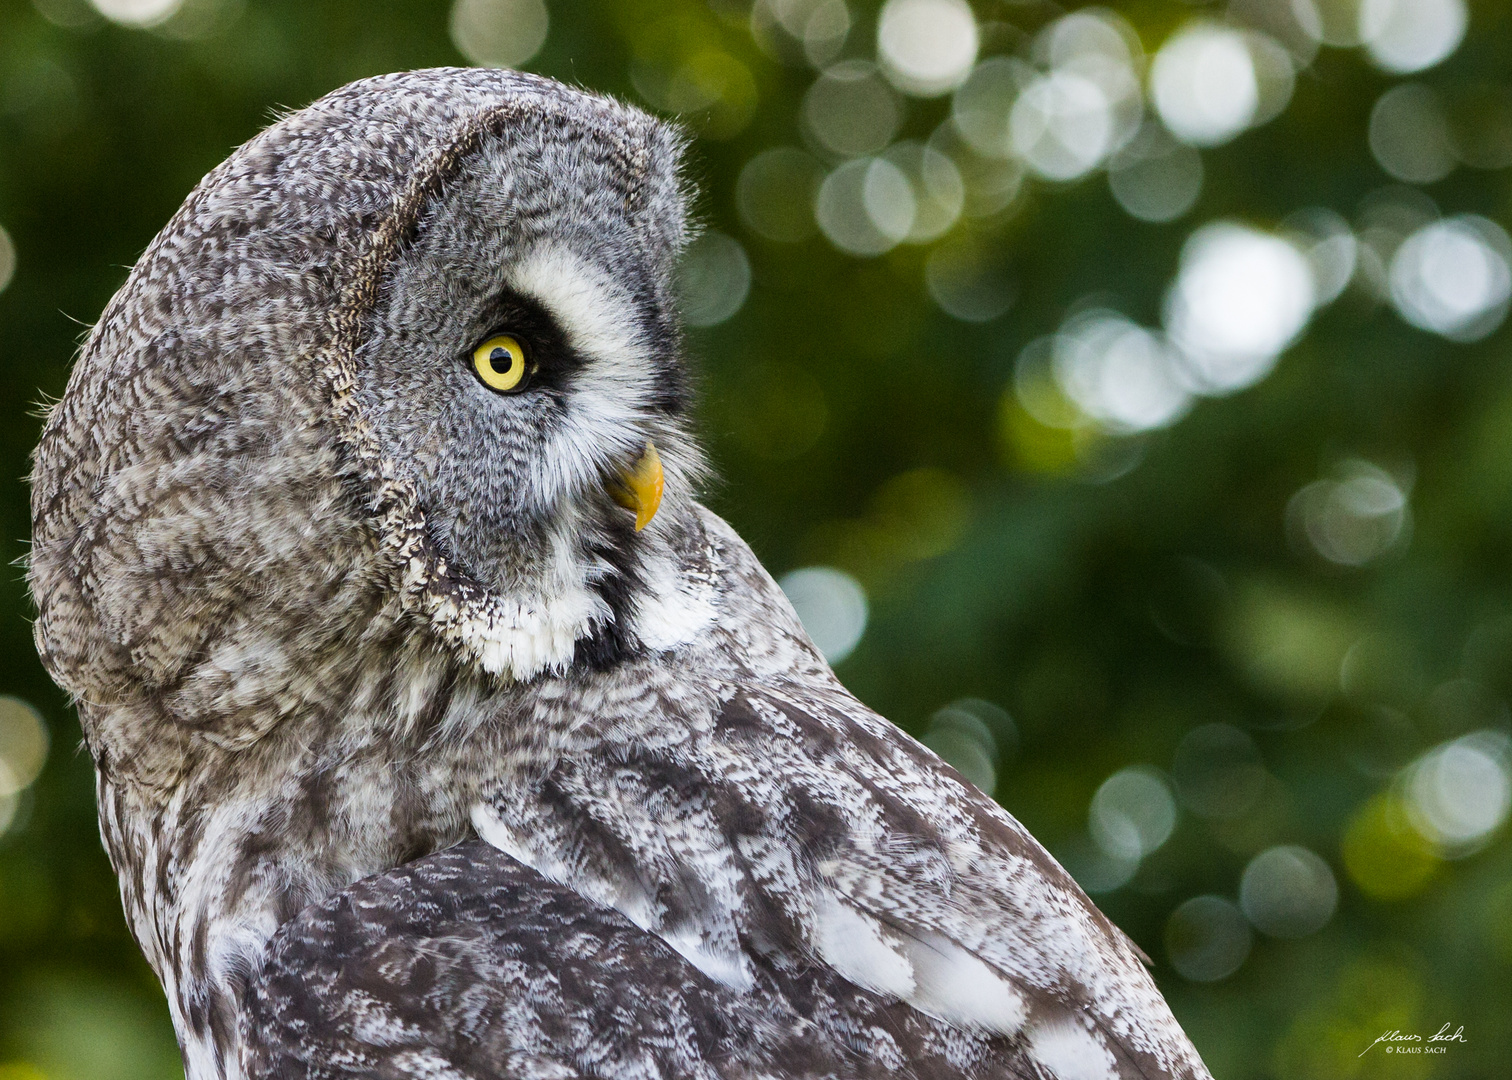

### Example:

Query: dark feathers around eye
xmin=469 ymin=288 xmax=578 ymax=398
xmin=621 ymin=270 xmax=695 ymax=421
xmin=465 ymin=283 xmax=692 ymax=421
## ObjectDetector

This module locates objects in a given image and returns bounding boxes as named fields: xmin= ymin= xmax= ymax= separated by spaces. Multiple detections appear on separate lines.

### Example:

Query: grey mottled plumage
xmin=28 ymin=69 xmax=1213 ymax=1080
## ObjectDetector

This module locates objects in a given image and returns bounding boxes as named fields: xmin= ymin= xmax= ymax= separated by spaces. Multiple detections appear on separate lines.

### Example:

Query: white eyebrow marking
xmin=507 ymin=243 xmax=647 ymax=374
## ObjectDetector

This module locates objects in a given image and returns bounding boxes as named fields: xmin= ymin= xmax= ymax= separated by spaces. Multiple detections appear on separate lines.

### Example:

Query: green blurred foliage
xmin=0 ymin=0 xmax=1510 ymax=1076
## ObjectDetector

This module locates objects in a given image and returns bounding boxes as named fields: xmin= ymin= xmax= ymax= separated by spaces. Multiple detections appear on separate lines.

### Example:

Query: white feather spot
xmin=389 ymin=1048 xmax=492 ymax=1080
xmin=1028 ymin=1018 xmax=1119 ymax=1080
xmin=471 ymin=803 xmax=563 ymax=881
xmin=900 ymin=932 xmax=1027 ymax=1035
xmin=659 ymin=924 xmax=756 ymax=993
xmin=448 ymin=577 xmax=604 ymax=681
xmin=812 ymin=894 xmax=915 ymax=999
xmin=633 ymin=555 xmax=718 ymax=651
xmin=183 ymin=1036 xmax=223 ymax=1080
xmin=473 ymin=807 xmax=754 ymax=993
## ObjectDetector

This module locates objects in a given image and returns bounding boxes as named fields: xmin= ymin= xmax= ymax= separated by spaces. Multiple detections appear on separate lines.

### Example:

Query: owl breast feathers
xmin=27 ymin=68 xmax=1212 ymax=1080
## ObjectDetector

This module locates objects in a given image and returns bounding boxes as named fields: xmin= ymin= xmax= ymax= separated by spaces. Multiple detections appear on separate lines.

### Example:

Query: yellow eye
xmin=472 ymin=335 xmax=529 ymax=393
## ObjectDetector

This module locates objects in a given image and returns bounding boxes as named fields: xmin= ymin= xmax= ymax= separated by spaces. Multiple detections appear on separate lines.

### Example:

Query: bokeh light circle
xmin=1287 ymin=460 xmax=1410 ymax=566
xmin=1089 ymin=766 xmax=1177 ymax=860
xmin=737 ymin=148 xmax=825 ymax=243
xmin=1014 ymin=335 xmax=1082 ymax=430
xmin=1296 ymin=0 xmax=1364 ymax=47
xmin=0 ymin=697 xmax=48 ymax=799
xmin=677 ymin=232 xmax=751 ymax=328
xmin=929 ymin=121 xmax=1026 ymax=217
xmin=1342 ymin=792 xmax=1441 ymax=899
xmin=922 ymin=703 xmax=1004 ymax=796
xmin=753 ymin=0 xmax=853 ymax=68
xmin=925 ymin=242 xmax=1016 ymax=323
xmin=951 ymin=57 xmax=1020 ymax=160
xmin=1283 ymin=207 xmax=1358 ymax=304
xmin=1150 ymin=23 xmax=1258 ymax=148
xmin=1406 ymin=732 xmax=1512 ymax=852
xmin=1041 ymin=9 xmax=1143 ymax=73
xmin=876 ymin=0 xmax=979 ymax=98
xmin=1368 ymin=84 xmax=1456 ymax=184
xmin=881 ymin=141 xmax=964 ymax=244
xmin=1359 ymin=0 xmax=1467 ymax=75
xmin=1052 ymin=311 xmax=1191 ymax=433
xmin=1107 ymin=123 xmax=1203 ymax=224
xmin=815 ymin=158 xmax=915 ymax=257
xmin=0 ymin=225 xmax=15 ymax=295
xmin=1165 ymin=222 xmax=1315 ymax=393
xmin=1041 ymin=10 xmax=1145 ymax=156
xmin=449 ymin=0 xmax=549 ymax=69
xmin=1389 ymin=215 xmax=1512 ymax=342
xmin=1244 ymin=30 xmax=1297 ymax=128
xmin=803 ymin=61 xmax=900 ymax=158
xmin=1172 ymin=723 xmax=1267 ymax=819
xmin=1010 ymin=71 xmax=1114 ymax=181
xmin=90 ymin=0 xmax=181 ymax=27
xmin=779 ymin=566 xmax=868 ymax=663
xmin=1239 ymin=846 xmax=1339 ymax=938
xmin=1165 ymin=896 xmax=1252 ymax=982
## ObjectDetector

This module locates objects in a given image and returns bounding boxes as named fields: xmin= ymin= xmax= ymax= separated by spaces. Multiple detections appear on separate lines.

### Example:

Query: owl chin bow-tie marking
xmin=609 ymin=440 xmax=663 ymax=531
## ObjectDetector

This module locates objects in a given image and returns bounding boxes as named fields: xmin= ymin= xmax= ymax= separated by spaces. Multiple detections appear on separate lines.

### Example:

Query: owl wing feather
xmin=241 ymin=840 xmax=858 ymax=1080
xmin=242 ymin=680 xmax=1212 ymax=1080
xmin=466 ymin=684 xmax=1213 ymax=1080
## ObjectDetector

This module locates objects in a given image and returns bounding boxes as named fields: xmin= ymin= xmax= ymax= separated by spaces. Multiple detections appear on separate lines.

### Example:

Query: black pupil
xmin=488 ymin=346 xmax=514 ymax=375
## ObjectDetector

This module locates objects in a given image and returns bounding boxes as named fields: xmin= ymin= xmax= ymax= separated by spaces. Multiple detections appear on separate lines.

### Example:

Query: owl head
xmin=29 ymin=69 xmax=717 ymax=743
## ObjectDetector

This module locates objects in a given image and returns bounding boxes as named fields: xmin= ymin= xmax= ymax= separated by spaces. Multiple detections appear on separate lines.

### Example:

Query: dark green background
xmin=0 ymin=0 xmax=1509 ymax=1077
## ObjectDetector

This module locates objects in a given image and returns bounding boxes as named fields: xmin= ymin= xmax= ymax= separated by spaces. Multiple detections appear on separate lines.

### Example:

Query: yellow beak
xmin=609 ymin=441 xmax=664 ymax=532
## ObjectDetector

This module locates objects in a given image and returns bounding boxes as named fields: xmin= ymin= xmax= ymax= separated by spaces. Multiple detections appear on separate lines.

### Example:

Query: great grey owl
xmin=28 ymin=69 xmax=1212 ymax=1080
